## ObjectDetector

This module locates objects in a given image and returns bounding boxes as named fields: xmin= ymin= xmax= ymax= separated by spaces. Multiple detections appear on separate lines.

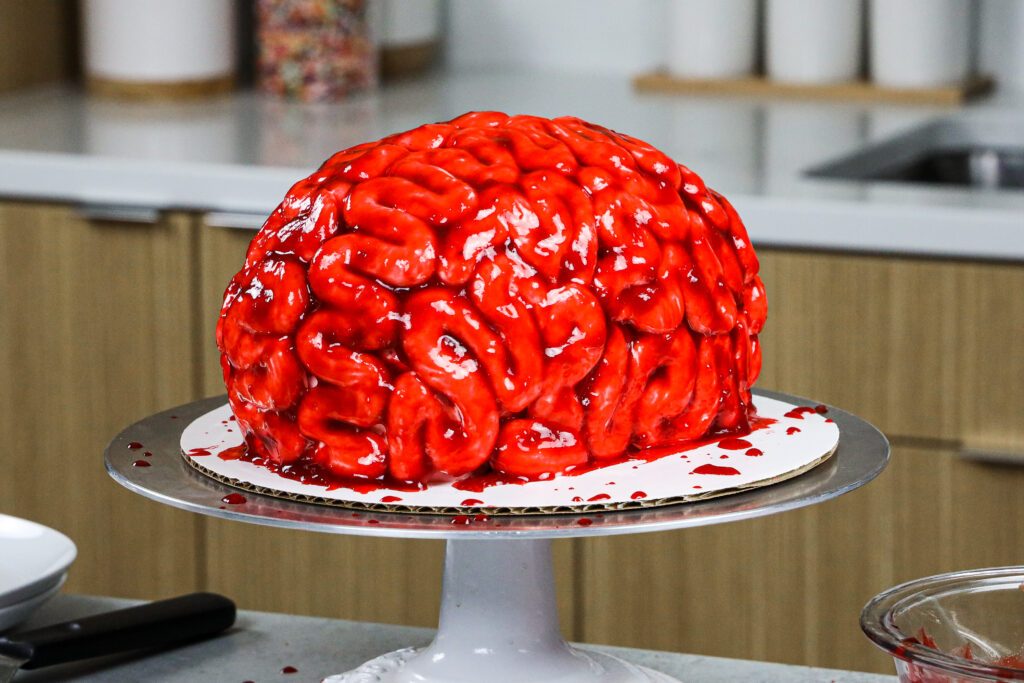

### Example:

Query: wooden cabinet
xmin=0 ymin=201 xmax=203 ymax=599
xmin=3 ymin=204 xmax=1020 ymax=670
xmin=577 ymin=249 xmax=1024 ymax=673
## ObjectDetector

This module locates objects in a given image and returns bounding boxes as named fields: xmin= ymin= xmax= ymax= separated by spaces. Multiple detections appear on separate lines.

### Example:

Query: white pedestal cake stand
xmin=105 ymin=389 xmax=889 ymax=683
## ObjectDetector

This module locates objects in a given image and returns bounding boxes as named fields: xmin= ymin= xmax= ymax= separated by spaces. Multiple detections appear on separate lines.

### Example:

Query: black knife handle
xmin=0 ymin=592 xmax=236 ymax=669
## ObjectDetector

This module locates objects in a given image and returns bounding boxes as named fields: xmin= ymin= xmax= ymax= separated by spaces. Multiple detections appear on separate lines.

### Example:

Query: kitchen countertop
xmin=0 ymin=69 xmax=1021 ymax=261
xmin=10 ymin=594 xmax=897 ymax=682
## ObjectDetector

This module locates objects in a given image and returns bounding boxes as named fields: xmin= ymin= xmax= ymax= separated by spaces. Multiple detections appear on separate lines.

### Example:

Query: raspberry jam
xmin=217 ymin=112 xmax=766 ymax=487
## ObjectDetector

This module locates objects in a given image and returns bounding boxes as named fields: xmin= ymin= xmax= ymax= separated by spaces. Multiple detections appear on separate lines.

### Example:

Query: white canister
xmin=82 ymin=0 xmax=236 ymax=95
xmin=667 ymin=0 xmax=759 ymax=80
xmin=766 ymin=0 xmax=864 ymax=84
xmin=869 ymin=0 xmax=975 ymax=88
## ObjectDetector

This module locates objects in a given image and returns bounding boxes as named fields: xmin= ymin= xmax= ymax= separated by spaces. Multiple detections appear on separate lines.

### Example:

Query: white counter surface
xmin=0 ymin=69 xmax=1021 ymax=261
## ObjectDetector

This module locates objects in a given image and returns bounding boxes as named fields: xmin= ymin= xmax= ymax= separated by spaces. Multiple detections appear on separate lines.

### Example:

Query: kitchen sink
xmin=806 ymin=118 xmax=1024 ymax=191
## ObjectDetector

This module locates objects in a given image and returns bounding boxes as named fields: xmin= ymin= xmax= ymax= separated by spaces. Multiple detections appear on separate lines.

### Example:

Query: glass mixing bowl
xmin=861 ymin=567 xmax=1024 ymax=682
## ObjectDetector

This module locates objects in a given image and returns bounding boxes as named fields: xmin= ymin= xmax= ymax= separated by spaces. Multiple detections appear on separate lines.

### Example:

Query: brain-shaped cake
xmin=217 ymin=112 xmax=766 ymax=486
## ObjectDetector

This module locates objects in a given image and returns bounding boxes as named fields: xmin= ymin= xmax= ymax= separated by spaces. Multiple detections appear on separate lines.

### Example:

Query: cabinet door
xmin=196 ymin=220 xmax=583 ymax=634
xmin=0 ymin=201 xmax=203 ymax=598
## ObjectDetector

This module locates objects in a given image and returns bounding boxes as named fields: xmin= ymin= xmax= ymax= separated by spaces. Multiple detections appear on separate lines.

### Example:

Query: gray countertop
xmin=0 ymin=69 xmax=1021 ymax=261
xmin=9 ymin=594 xmax=896 ymax=682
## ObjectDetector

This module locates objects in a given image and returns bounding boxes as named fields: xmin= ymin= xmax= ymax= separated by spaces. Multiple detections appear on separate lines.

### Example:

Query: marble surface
xmin=0 ymin=69 xmax=1021 ymax=260
xmin=7 ymin=594 xmax=897 ymax=682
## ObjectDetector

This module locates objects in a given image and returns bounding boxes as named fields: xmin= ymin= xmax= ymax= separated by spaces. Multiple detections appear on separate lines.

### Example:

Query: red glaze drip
xmin=786 ymin=426 xmax=801 ymax=435
xmin=451 ymin=515 xmax=471 ymax=525
xmin=188 ymin=447 xmax=215 ymax=457
xmin=587 ymin=493 xmax=611 ymax=502
xmin=815 ymin=404 xmax=828 ymax=414
xmin=127 ymin=442 xmax=144 ymax=450
xmin=217 ymin=112 xmax=767 ymax=489
xmin=132 ymin=459 xmax=151 ymax=467
xmin=282 ymin=666 xmax=298 ymax=674
xmin=717 ymin=437 xmax=752 ymax=450
xmin=473 ymin=514 xmax=490 ymax=522
xmin=630 ymin=491 xmax=646 ymax=499
xmin=460 ymin=498 xmax=484 ymax=506
xmin=691 ymin=463 xmax=740 ymax=475
xmin=143 ymin=451 xmax=153 ymax=457
xmin=784 ymin=406 xmax=817 ymax=420
xmin=577 ymin=518 xmax=593 ymax=526
xmin=745 ymin=448 xmax=763 ymax=456
xmin=218 ymin=445 xmax=246 ymax=460
xmin=221 ymin=493 xmax=246 ymax=505
xmin=381 ymin=495 xmax=402 ymax=503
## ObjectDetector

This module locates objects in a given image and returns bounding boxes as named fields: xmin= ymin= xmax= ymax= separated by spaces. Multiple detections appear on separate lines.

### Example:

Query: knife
xmin=0 ymin=592 xmax=235 ymax=682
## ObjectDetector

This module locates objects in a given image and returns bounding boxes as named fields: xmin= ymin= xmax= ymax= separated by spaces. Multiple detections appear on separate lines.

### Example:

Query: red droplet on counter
xmin=451 ymin=515 xmax=471 ymax=525
xmin=577 ymin=518 xmax=593 ymax=526
xmin=367 ymin=519 xmax=380 ymax=525
xmin=127 ymin=442 xmax=144 ymax=450
xmin=221 ymin=493 xmax=246 ymax=505
xmin=691 ymin=463 xmax=741 ymax=476
xmin=143 ymin=451 xmax=153 ymax=457
xmin=381 ymin=495 xmax=402 ymax=503
xmin=815 ymin=404 xmax=829 ymax=414
xmin=473 ymin=514 xmax=490 ymax=522
xmin=745 ymin=448 xmax=763 ymax=457
xmin=132 ymin=459 xmax=151 ymax=467
xmin=282 ymin=665 xmax=298 ymax=674
xmin=461 ymin=498 xmax=484 ymax=506
xmin=717 ymin=437 xmax=752 ymax=450
xmin=786 ymin=427 xmax=801 ymax=435
xmin=630 ymin=491 xmax=647 ymax=500
xmin=784 ymin=406 xmax=817 ymax=420
xmin=587 ymin=493 xmax=611 ymax=502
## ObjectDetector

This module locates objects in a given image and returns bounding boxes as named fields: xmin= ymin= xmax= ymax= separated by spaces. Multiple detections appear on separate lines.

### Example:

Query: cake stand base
xmin=324 ymin=538 xmax=681 ymax=683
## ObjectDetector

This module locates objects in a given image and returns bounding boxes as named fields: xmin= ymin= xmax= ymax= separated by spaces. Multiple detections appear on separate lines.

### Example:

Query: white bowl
xmin=0 ymin=513 xmax=76 ymax=608
xmin=0 ymin=574 xmax=66 ymax=633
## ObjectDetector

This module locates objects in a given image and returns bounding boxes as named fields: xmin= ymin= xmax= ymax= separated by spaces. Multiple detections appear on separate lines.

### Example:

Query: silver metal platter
xmin=105 ymin=389 xmax=889 ymax=540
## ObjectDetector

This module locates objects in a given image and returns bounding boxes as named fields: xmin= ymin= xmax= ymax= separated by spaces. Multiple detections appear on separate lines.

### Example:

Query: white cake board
xmin=180 ymin=395 xmax=838 ymax=514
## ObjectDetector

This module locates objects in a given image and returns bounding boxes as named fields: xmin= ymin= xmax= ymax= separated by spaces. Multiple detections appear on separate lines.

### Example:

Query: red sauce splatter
xmin=132 ymin=459 xmax=151 ymax=467
xmin=127 ymin=442 xmax=144 ymax=450
xmin=367 ymin=519 xmax=380 ymax=525
xmin=631 ymin=491 xmax=646 ymax=500
xmin=188 ymin=447 xmax=215 ymax=457
xmin=717 ymin=437 xmax=752 ymax=450
xmin=461 ymin=498 xmax=484 ymax=506
xmin=825 ymin=418 xmax=835 ymax=423
xmin=786 ymin=426 xmax=801 ymax=435
xmin=282 ymin=665 xmax=298 ymax=674
xmin=143 ymin=451 xmax=153 ymax=457
xmin=571 ymin=496 xmax=583 ymax=503
xmin=815 ymin=404 xmax=829 ymax=414
xmin=784 ymin=406 xmax=818 ymax=420
xmin=473 ymin=514 xmax=490 ymax=522
xmin=221 ymin=493 xmax=246 ymax=505
xmin=577 ymin=518 xmax=593 ymax=526
xmin=691 ymin=463 xmax=741 ymax=475
xmin=218 ymin=445 xmax=246 ymax=460
xmin=451 ymin=515 xmax=471 ymax=525
xmin=587 ymin=493 xmax=611 ymax=501
xmin=745 ymin=448 xmax=763 ymax=457
xmin=381 ymin=495 xmax=402 ymax=503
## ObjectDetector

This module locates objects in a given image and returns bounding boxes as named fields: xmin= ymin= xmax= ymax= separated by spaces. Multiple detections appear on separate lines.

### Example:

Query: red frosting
xmin=216 ymin=112 xmax=767 ymax=485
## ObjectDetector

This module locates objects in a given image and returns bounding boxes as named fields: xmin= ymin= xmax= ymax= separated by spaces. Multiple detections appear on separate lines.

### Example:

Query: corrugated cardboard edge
xmin=181 ymin=442 xmax=837 ymax=516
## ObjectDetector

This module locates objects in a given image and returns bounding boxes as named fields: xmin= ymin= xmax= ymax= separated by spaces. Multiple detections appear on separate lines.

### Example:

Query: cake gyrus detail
xmin=216 ymin=112 xmax=767 ymax=486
